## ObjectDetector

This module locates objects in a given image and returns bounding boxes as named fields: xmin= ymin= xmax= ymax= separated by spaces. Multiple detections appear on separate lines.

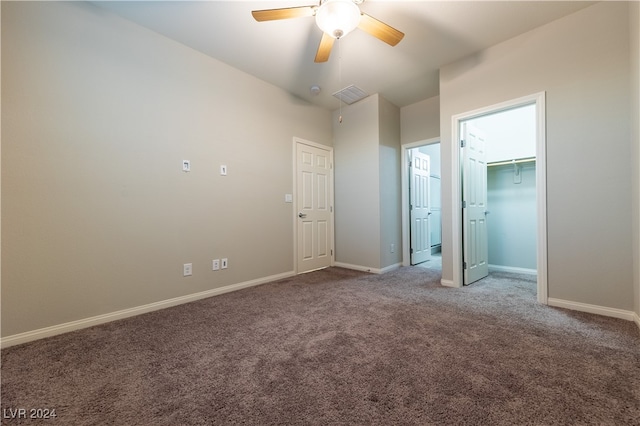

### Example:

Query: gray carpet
xmin=2 ymin=267 xmax=639 ymax=425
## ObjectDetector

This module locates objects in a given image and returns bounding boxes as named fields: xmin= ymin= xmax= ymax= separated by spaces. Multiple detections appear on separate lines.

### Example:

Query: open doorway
xmin=401 ymin=137 xmax=441 ymax=271
xmin=451 ymin=92 xmax=547 ymax=304
xmin=408 ymin=143 xmax=442 ymax=270
xmin=461 ymin=104 xmax=537 ymax=285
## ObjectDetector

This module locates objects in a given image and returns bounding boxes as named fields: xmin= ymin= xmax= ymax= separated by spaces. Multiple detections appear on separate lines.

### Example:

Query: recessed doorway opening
xmin=401 ymin=137 xmax=441 ymax=272
xmin=461 ymin=104 xmax=538 ymax=285
xmin=451 ymin=92 xmax=547 ymax=304
xmin=409 ymin=143 xmax=442 ymax=271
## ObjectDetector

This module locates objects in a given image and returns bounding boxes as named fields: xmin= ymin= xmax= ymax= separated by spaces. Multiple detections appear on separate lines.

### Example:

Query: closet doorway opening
xmin=452 ymin=92 xmax=547 ymax=303
xmin=462 ymin=105 xmax=537 ymax=284
xmin=401 ymin=137 xmax=442 ymax=272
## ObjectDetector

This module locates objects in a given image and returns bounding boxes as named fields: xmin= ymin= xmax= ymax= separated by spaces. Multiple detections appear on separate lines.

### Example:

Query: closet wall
xmin=487 ymin=161 xmax=537 ymax=272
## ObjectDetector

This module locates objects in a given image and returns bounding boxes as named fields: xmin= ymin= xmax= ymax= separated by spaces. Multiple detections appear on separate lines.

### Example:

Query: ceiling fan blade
xmin=251 ymin=6 xmax=316 ymax=22
xmin=358 ymin=13 xmax=404 ymax=46
xmin=315 ymin=32 xmax=335 ymax=63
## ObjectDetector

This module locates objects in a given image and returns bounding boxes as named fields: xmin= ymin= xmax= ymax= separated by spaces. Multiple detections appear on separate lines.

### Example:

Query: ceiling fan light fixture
xmin=315 ymin=0 xmax=361 ymax=39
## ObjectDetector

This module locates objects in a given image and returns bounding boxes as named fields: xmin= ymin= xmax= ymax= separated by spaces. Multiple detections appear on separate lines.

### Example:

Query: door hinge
xmin=330 ymin=206 xmax=333 ymax=213
xmin=331 ymin=249 xmax=333 ymax=256
xmin=410 ymin=248 xmax=414 ymax=254
xmin=408 ymin=160 xmax=412 ymax=167
xmin=461 ymin=139 xmax=466 ymax=148
xmin=463 ymin=261 xmax=467 ymax=269
xmin=462 ymin=200 xmax=466 ymax=208
xmin=410 ymin=204 xmax=413 ymax=211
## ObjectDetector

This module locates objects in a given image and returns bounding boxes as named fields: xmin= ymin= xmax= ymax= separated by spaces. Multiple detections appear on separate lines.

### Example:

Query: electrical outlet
xmin=221 ymin=258 xmax=228 ymax=269
xmin=220 ymin=165 xmax=227 ymax=176
xmin=182 ymin=160 xmax=191 ymax=172
xmin=212 ymin=259 xmax=220 ymax=271
xmin=183 ymin=263 xmax=192 ymax=276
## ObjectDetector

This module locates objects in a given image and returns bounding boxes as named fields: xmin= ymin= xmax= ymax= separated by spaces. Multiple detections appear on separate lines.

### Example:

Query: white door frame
xmin=401 ymin=137 xmax=440 ymax=268
xmin=451 ymin=92 xmax=548 ymax=303
xmin=292 ymin=137 xmax=335 ymax=274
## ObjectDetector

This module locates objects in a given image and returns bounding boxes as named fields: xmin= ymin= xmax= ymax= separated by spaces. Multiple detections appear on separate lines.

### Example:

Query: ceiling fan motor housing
xmin=315 ymin=0 xmax=361 ymax=39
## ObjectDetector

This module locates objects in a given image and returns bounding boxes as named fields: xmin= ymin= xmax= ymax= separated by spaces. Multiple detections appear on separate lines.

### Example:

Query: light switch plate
xmin=182 ymin=160 xmax=191 ymax=172
xmin=285 ymin=194 xmax=293 ymax=203
xmin=220 ymin=165 xmax=227 ymax=176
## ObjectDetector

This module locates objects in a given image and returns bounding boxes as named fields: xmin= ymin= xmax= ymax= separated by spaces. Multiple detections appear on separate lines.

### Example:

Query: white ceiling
xmin=95 ymin=1 xmax=595 ymax=110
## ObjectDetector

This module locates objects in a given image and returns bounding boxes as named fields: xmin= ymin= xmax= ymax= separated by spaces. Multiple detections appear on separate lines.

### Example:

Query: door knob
xmin=298 ymin=212 xmax=307 ymax=218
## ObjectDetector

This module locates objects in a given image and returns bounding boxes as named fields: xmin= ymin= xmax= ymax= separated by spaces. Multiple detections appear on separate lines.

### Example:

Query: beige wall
xmin=333 ymin=96 xmax=381 ymax=269
xmin=632 ymin=1 xmax=640 ymax=318
xmin=1 ymin=2 xmax=332 ymax=338
xmin=400 ymin=96 xmax=440 ymax=144
xmin=440 ymin=2 xmax=633 ymax=310
xmin=333 ymin=94 xmax=401 ymax=271
xmin=378 ymin=96 xmax=402 ymax=269
xmin=4 ymin=1 xmax=637 ymax=342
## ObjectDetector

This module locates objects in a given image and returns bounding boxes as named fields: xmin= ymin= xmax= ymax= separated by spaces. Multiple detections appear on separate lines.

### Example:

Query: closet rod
xmin=487 ymin=157 xmax=536 ymax=167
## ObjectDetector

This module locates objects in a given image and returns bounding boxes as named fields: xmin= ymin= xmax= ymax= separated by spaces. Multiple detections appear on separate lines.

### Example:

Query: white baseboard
xmin=440 ymin=279 xmax=457 ymax=288
xmin=379 ymin=263 xmax=402 ymax=274
xmin=547 ymin=298 xmax=636 ymax=322
xmin=334 ymin=262 xmax=381 ymax=274
xmin=634 ymin=312 xmax=640 ymax=331
xmin=333 ymin=262 xmax=402 ymax=275
xmin=489 ymin=265 xmax=537 ymax=276
xmin=1 ymin=271 xmax=295 ymax=348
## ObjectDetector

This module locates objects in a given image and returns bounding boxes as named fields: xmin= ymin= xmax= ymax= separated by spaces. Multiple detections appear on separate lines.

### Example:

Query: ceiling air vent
xmin=332 ymin=85 xmax=368 ymax=105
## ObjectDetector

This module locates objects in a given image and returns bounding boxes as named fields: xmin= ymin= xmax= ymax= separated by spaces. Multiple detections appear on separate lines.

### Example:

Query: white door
xmin=410 ymin=151 xmax=431 ymax=265
xmin=462 ymin=123 xmax=489 ymax=285
xmin=296 ymin=141 xmax=333 ymax=273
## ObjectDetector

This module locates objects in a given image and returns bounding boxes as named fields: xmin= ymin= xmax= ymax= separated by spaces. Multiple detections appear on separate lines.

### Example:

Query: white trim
xmin=292 ymin=137 xmax=335 ymax=274
xmin=1 ymin=271 xmax=295 ymax=348
xmin=379 ymin=263 xmax=402 ymax=274
xmin=334 ymin=262 xmax=376 ymax=273
xmin=400 ymin=137 xmax=440 ymax=267
xmin=489 ymin=265 xmax=537 ymax=276
xmin=451 ymin=113 xmax=462 ymax=288
xmin=634 ymin=312 xmax=640 ymax=331
xmin=451 ymin=92 xmax=548 ymax=303
xmin=334 ymin=262 xmax=400 ymax=274
xmin=548 ymin=298 xmax=636 ymax=322
xmin=440 ymin=279 xmax=456 ymax=288
xmin=534 ymin=96 xmax=548 ymax=304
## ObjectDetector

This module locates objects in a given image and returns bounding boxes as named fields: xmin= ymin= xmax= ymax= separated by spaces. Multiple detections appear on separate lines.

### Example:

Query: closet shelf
xmin=487 ymin=157 xmax=536 ymax=167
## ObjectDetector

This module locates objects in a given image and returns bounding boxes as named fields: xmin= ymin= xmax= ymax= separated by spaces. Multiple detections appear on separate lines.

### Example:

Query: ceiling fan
xmin=251 ymin=0 xmax=404 ymax=63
